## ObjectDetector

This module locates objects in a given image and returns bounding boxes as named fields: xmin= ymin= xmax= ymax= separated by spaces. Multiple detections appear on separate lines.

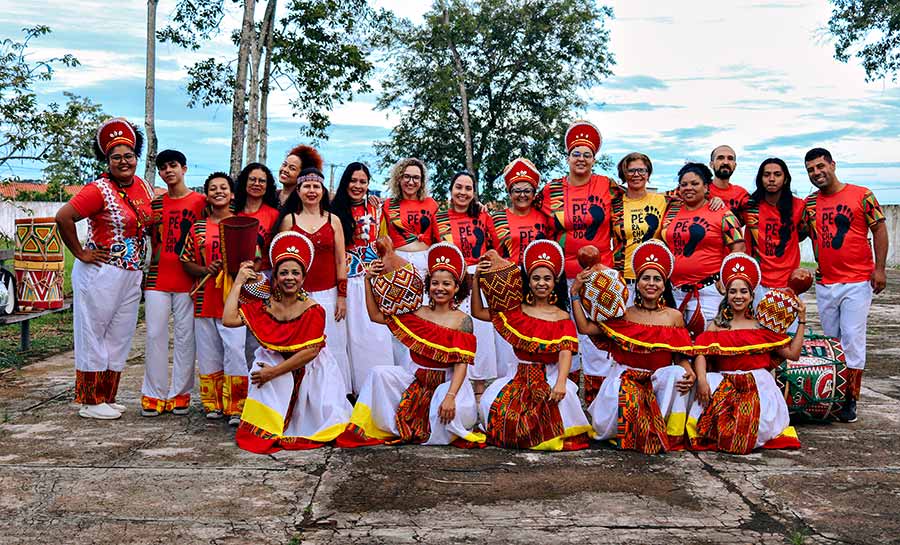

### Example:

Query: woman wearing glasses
xmin=537 ymin=120 xmax=623 ymax=405
xmin=611 ymin=153 xmax=668 ymax=306
xmin=56 ymin=118 xmax=154 ymax=420
xmin=489 ymin=158 xmax=553 ymax=377
xmin=234 ymin=163 xmax=281 ymax=272
xmin=379 ymin=158 xmax=439 ymax=279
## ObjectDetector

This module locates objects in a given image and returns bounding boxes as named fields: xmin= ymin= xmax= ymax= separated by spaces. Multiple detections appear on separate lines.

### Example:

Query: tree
xmin=828 ymin=0 xmax=900 ymax=82
xmin=41 ymin=93 xmax=109 ymax=196
xmin=144 ymin=0 xmax=160 ymax=183
xmin=375 ymin=0 xmax=614 ymax=202
xmin=0 ymin=26 xmax=79 ymax=172
xmin=159 ymin=0 xmax=384 ymax=176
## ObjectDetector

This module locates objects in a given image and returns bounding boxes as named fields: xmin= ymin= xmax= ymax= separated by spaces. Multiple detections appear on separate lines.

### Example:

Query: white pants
xmin=816 ymin=281 xmax=872 ymax=370
xmin=195 ymin=318 xmax=247 ymax=377
xmin=459 ymin=287 xmax=497 ymax=382
xmin=673 ymin=283 xmax=722 ymax=327
xmin=346 ymin=274 xmax=394 ymax=394
xmin=73 ymin=261 xmax=142 ymax=373
xmin=309 ymin=287 xmax=351 ymax=394
xmin=567 ymin=278 xmax=613 ymax=377
xmin=141 ymin=290 xmax=196 ymax=403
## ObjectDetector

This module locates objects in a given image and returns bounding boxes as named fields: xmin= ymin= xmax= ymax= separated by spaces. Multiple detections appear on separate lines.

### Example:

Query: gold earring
xmin=549 ymin=292 xmax=558 ymax=305
xmin=525 ymin=292 xmax=535 ymax=305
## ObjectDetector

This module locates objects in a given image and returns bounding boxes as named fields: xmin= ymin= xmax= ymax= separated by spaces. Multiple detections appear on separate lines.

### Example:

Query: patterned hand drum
xmin=477 ymin=250 xmax=522 ymax=312
xmin=14 ymin=217 xmax=65 ymax=312
xmin=370 ymin=237 xmax=424 ymax=316
xmin=576 ymin=247 xmax=628 ymax=322
xmin=756 ymin=288 xmax=800 ymax=334
xmin=220 ymin=216 xmax=260 ymax=275
xmin=775 ymin=332 xmax=848 ymax=421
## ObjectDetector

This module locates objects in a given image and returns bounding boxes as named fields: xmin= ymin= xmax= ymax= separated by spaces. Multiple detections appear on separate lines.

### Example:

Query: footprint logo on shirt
xmin=585 ymin=195 xmax=606 ymax=240
xmin=643 ymin=205 xmax=660 ymax=242
xmin=683 ymin=216 xmax=710 ymax=257
xmin=774 ymin=221 xmax=792 ymax=257
xmin=419 ymin=211 xmax=431 ymax=234
xmin=175 ymin=209 xmax=193 ymax=255
xmin=472 ymin=221 xmax=486 ymax=258
xmin=831 ymin=204 xmax=853 ymax=249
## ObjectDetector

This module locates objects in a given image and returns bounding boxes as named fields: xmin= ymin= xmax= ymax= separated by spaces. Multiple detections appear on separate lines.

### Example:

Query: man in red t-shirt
xmin=538 ymin=120 xmax=623 ymax=400
xmin=141 ymin=150 xmax=207 ymax=417
xmin=709 ymin=145 xmax=750 ymax=220
xmin=803 ymin=147 xmax=888 ymax=423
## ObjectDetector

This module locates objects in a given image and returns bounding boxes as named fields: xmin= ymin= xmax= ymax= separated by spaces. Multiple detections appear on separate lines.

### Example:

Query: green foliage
xmin=375 ymin=0 xmax=615 ymax=202
xmin=41 ymin=93 xmax=109 ymax=189
xmin=828 ymin=0 xmax=900 ymax=81
xmin=159 ymin=0 xmax=386 ymax=140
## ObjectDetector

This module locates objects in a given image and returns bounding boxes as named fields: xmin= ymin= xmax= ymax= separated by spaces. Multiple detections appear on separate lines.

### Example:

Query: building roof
xmin=0 ymin=182 xmax=166 ymax=199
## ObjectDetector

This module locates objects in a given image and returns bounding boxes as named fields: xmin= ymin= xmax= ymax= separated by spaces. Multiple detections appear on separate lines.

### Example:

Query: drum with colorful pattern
xmin=15 ymin=217 xmax=64 ymax=263
xmin=775 ymin=332 xmax=848 ymax=421
xmin=14 ymin=259 xmax=64 ymax=312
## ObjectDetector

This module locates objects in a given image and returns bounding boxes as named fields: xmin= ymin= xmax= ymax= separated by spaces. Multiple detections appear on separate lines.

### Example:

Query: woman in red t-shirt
xmin=56 ymin=118 xmax=154 ymax=421
xmin=234 ymin=162 xmax=281 ymax=272
xmin=662 ymin=163 xmax=745 ymax=337
xmin=378 ymin=158 xmax=439 ymax=277
xmin=330 ymin=162 xmax=394 ymax=395
xmin=278 ymin=168 xmax=351 ymax=395
xmin=180 ymin=172 xmax=248 ymax=424
xmin=435 ymin=171 xmax=499 ymax=399
xmin=490 ymin=158 xmax=554 ymax=378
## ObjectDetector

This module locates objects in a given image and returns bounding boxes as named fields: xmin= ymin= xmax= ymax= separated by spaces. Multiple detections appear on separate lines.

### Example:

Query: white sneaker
xmin=79 ymin=403 xmax=122 ymax=420
xmin=108 ymin=403 xmax=126 ymax=412
xmin=206 ymin=410 xmax=224 ymax=420
xmin=228 ymin=416 xmax=241 ymax=426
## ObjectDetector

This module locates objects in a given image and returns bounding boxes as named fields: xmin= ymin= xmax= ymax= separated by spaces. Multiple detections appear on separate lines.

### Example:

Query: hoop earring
xmin=429 ymin=298 xmax=436 ymax=310
xmin=633 ymin=291 xmax=643 ymax=307
xmin=272 ymin=286 xmax=284 ymax=302
xmin=525 ymin=292 xmax=535 ymax=306
xmin=723 ymin=305 xmax=734 ymax=321
xmin=297 ymin=289 xmax=307 ymax=302
xmin=549 ymin=292 xmax=558 ymax=305
xmin=450 ymin=298 xmax=459 ymax=311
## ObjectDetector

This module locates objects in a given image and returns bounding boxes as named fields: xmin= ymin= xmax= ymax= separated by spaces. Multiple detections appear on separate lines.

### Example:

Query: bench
xmin=0 ymin=249 xmax=72 ymax=351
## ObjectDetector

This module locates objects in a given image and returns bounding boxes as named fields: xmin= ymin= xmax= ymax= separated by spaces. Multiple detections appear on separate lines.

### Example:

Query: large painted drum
xmin=15 ymin=217 xmax=64 ymax=263
xmin=775 ymin=333 xmax=849 ymax=421
xmin=15 ymin=260 xmax=65 ymax=312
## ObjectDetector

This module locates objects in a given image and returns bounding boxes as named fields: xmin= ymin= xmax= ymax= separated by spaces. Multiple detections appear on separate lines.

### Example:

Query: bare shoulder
xmin=664 ymin=307 xmax=685 ymax=326
xmin=457 ymin=313 xmax=474 ymax=334
xmin=551 ymin=307 xmax=571 ymax=322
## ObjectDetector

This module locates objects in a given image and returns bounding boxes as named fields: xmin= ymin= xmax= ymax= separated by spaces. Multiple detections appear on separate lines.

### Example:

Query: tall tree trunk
xmin=441 ymin=4 xmax=474 ymax=178
xmin=143 ymin=0 xmax=159 ymax=185
xmin=230 ymin=0 xmax=258 ymax=178
xmin=245 ymin=0 xmax=276 ymax=164
xmin=258 ymin=0 xmax=276 ymax=164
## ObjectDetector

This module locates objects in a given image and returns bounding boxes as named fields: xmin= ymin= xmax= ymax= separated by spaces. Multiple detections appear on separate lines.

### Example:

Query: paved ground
xmin=2 ymin=272 xmax=900 ymax=544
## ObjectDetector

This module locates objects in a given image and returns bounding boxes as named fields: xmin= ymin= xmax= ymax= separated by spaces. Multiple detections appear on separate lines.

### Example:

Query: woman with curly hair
xmin=56 ymin=118 xmax=154 ymax=420
xmin=234 ymin=162 xmax=281 ymax=271
xmin=379 ymin=158 xmax=439 ymax=278
xmin=276 ymin=144 xmax=323 ymax=206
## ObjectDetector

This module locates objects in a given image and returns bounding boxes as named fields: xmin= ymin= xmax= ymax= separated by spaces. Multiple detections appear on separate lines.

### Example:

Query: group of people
xmin=54 ymin=116 xmax=888 ymax=455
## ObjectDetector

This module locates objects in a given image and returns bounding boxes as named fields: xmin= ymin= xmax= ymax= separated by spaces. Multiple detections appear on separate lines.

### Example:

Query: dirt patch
xmin=328 ymin=447 xmax=701 ymax=513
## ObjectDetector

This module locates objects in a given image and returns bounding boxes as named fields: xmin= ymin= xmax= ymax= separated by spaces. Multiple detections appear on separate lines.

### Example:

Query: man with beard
xmin=709 ymin=145 xmax=750 ymax=219
xmin=803 ymin=147 xmax=888 ymax=423
xmin=743 ymin=158 xmax=807 ymax=303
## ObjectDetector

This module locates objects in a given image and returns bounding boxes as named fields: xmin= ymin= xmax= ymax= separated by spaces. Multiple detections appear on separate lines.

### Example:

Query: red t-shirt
xmin=804 ymin=184 xmax=885 ymax=285
xmin=709 ymin=182 xmax=750 ymax=219
xmin=435 ymin=209 xmax=498 ymax=266
xmin=69 ymin=175 xmax=154 ymax=271
xmin=146 ymin=192 xmax=207 ymax=292
xmin=539 ymin=174 xmax=621 ymax=276
xmin=490 ymin=208 xmax=553 ymax=265
xmin=662 ymin=203 xmax=744 ymax=286
xmin=347 ymin=196 xmax=381 ymax=251
xmin=743 ymin=197 xmax=804 ymax=288
xmin=238 ymin=203 xmax=281 ymax=270
xmin=380 ymin=197 xmax=439 ymax=248
xmin=180 ymin=219 xmax=225 ymax=318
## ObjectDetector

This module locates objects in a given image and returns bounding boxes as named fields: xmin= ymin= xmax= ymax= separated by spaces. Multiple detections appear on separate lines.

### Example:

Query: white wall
xmin=1 ymin=201 xmax=88 ymax=242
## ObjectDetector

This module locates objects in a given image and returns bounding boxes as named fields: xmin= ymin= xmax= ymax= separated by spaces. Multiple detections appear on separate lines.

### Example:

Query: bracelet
xmin=797 ymin=321 xmax=806 ymax=325
xmin=570 ymin=294 xmax=581 ymax=302
xmin=337 ymin=279 xmax=348 ymax=297
xmin=445 ymin=391 xmax=456 ymax=397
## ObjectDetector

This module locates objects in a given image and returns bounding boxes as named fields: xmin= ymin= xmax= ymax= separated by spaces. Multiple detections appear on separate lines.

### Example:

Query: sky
xmin=2 ymin=0 xmax=899 ymax=202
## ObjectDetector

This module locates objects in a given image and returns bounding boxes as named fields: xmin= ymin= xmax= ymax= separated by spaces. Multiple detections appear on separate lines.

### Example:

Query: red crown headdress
xmin=564 ymin=120 xmax=602 ymax=153
xmin=96 ymin=117 xmax=137 ymax=155
xmin=631 ymin=240 xmax=675 ymax=280
xmin=427 ymin=242 xmax=465 ymax=282
xmin=503 ymin=157 xmax=541 ymax=189
xmin=720 ymin=253 xmax=761 ymax=291
xmin=269 ymin=231 xmax=315 ymax=273
xmin=523 ymin=239 xmax=564 ymax=278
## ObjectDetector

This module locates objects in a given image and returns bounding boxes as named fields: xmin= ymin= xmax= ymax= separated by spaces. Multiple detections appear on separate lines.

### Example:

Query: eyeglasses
xmin=247 ymin=177 xmax=267 ymax=186
xmin=569 ymin=151 xmax=593 ymax=160
xmin=109 ymin=153 xmax=136 ymax=163
xmin=401 ymin=174 xmax=422 ymax=182
xmin=627 ymin=168 xmax=649 ymax=176
xmin=511 ymin=188 xmax=534 ymax=196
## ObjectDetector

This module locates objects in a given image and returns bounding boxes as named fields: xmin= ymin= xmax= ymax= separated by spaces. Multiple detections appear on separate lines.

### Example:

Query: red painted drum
xmin=775 ymin=333 xmax=848 ymax=421
xmin=14 ymin=259 xmax=64 ymax=312
xmin=15 ymin=217 xmax=64 ymax=263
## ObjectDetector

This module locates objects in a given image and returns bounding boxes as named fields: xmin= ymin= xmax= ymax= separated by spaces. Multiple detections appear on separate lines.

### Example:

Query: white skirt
xmin=686 ymin=369 xmax=791 ymax=449
xmin=479 ymin=361 xmax=592 ymax=450
xmin=238 ymin=345 xmax=352 ymax=449
xmin=346 ymin=275 xmax=395 ymax=394
xmin=589 ymin=364 xmax=692 ymax=442
xmin=308 ymin=286 xmax=351 ymax=395
xmin=348 ymin=363 xmax=483 ymax=445
xmin=458 ymin=282 xmax=497 ymax=381
xmin=494 ymin=333 xmax=518 ymax=379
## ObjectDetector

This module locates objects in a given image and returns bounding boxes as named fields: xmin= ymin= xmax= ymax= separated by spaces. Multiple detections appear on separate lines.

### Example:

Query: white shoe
xmin=228 ymin=416 xmax=241 ymax=427
xmin=108 ymin=403 xmax=126 ymax=412
xmin=206 ymin=410 xmax=224 ymax=420
xmin=79 ymin=403 xmax=122 ymax=420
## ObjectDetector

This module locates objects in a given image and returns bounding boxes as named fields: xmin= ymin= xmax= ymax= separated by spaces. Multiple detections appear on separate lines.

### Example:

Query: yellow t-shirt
xmin=619 ymin=192 xmax=667 ymax=279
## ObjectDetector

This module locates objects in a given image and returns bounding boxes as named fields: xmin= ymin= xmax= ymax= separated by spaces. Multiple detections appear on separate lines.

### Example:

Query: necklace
xmin=638 ymin=299 xmax=663 ymax=312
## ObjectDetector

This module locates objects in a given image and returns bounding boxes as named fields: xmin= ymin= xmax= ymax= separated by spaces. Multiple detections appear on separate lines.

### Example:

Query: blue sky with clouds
xmin=3 ymin=0 xmax=899 ymax=202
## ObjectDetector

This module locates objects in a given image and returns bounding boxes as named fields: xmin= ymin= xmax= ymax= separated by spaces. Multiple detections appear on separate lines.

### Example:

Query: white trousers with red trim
xmin=141 ymin=290 xmax=196 ymax=402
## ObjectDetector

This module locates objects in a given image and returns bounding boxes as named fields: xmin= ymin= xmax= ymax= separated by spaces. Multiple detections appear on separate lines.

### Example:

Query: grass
xmin=0 ymin=308 xmax=74 ymax=369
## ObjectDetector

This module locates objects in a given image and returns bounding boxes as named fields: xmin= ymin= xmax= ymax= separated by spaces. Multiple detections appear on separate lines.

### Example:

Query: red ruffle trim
xmin=694 ymin=328 xmax=790 ymax=356
xmin=597 ymin=319 xmax=695 ymax=354
xmin=387 ymin=313 xmax=476 ymax=366
xmin=492 ymin=309 xmax=579 ymax=355
xmin=239 ymin=298 xmax=327 ymax=352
